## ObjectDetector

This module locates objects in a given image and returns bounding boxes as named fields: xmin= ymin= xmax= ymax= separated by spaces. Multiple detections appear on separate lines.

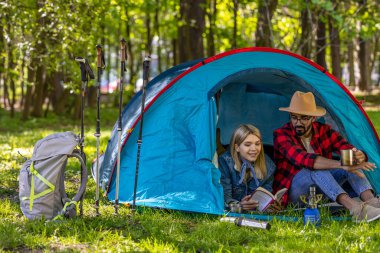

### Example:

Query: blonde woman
xmin=218 ymin=124 xmax=276 ymax=211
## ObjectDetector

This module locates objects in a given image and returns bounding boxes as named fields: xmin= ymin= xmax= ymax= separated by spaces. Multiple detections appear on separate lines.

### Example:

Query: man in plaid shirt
xmin=273 ymin=91 xmax=379 ymax=223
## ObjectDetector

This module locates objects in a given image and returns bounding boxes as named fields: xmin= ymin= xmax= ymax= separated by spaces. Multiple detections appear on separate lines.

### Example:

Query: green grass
xmin=1 ymin=108 xmax=380 ymax=252
xmin=367 ymin=111 xmax=380 ymax=134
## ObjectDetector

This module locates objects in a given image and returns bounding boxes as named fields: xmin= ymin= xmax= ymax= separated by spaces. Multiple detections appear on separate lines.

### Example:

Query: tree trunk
xmin=20 ymin=56 xmax=26 ymax=108
xmin=178 ymin=0 xmax=206 ymax=62
xmin=23 ymin=86 xmax=33 ymax=120
xmin=178 ymin=1 xmax=189 ymax=62
xmin=73 ymin=94 xmax=82 ymax=120
xmin=88 ymin=22 xmax=105 ymax=107
xmin=49 ymin=72 xmax=67 ymax=115
xmin=357 ymin=0 xmax=371 ymax=92
xmin=113 ymin=21 xmax=122 ymax=107
xmin=2 ymin=22 xmax=11 ymax=110
xmin=32 ymin=0 xmax=48 ymax=117
xmin=154 ymin=0 xmax=162 ymax=73
xmin=300 ymin=0 xmax=312 ymax=58
xmin=146 ymin=8 xmax=152 ymax=55
xmin=9 ymin=77 xmax=16 ymax=118
xmin=370 ymin=35 xmax=378 ymax=77
xmin=87 ymin=86 xmax=97 ymax=108
xmin=172 ymin=38 xmax=178 ymax=66
xmin=377 ymin=54 xmax=380 ymax=87
xmin=86 ymin=50 xmax=98 ymax=107
xmin=126 ymin=12 xmax=135 ymax=87
xmin=9 ymin=65 xmax=16 ymax=118
xmin=22 ymin=65 xmax=36 ymax=120
xmin=207 ymin=0 xmax=217 ymax=56
xmin=255 ymin=0 xmax=278 ymax=47
xmin=347 ymin=39 xmax=355 ymax=87
xmin=31 ymin=64 xmax=46 ymax=117
xmin=358 ymin=37 xmax=371 ymax=91
xmin=343 ymin=1 xmax=354 ymax=87
xmin=106 ymin=40 xmax=111 ymax=93
xmin=316 ymin=16 xmax=327 ymax=69
xmin=232 ymin=0 xmax=238 ymax=49
xmin=0 ymin=19 xmax=4 ymax=110
xmin=328 ymin=2 xmax=341 ymax=80
xmin=44 ymin=96 xmax=50 ymax=118
xmin=113 ymin=42 xmax=120 ymax=107
xmin=3 ymin=76 xmax=10 ymax=109
xmin=6 ymin=21 xmax=16 ymax=117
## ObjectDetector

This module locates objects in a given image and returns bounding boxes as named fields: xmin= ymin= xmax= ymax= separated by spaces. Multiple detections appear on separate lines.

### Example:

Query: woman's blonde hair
xmin=229 ymin=124 xmax=267 ymax=180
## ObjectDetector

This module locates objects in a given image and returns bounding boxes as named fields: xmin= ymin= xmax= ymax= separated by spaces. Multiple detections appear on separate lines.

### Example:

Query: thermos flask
xmin=303 ymin=185 xmax=321 ymax=227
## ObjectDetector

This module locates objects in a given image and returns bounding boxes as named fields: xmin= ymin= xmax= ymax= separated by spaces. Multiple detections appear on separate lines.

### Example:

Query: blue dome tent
xmin=99 ymin=47 xmax=380 ymax=215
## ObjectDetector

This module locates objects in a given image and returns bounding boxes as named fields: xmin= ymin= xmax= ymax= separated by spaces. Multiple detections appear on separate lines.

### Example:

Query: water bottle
xmin=303 ymin=185 xmax=321 ymax=227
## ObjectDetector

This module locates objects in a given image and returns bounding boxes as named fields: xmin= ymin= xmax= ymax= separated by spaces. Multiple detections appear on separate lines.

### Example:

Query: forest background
xmin=0 ymin=0 xmax=379 ymax=120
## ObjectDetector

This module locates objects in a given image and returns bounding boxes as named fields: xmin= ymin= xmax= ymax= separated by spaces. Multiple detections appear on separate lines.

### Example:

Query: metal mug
xmin=229 ymin=203 xmax=242 ymax=213
xmin=340 ymin=149 xmax=354 ymax=166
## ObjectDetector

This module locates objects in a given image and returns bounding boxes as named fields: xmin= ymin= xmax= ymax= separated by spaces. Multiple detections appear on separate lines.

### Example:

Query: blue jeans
xmin=289 ymin=168 xmax=373 ymax=204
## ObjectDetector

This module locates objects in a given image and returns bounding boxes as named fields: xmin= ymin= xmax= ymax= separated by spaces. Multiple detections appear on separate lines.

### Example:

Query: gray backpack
xmin=19 ymin=132 xmax=87 ymax=220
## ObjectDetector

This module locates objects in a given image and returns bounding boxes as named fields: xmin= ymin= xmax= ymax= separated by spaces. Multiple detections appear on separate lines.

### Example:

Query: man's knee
xmin=310 ymin=169 xmax=333 ymax=179
xmin=310 ymin=169 xmax=344 ymax=192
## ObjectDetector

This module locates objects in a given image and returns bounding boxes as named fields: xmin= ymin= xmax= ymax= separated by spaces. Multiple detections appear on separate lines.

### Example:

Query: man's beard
xmin=295 ymin=126 xmax=306 ymax=136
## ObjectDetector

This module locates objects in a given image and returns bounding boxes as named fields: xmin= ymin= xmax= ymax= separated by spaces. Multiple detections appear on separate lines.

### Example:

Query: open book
xmin=250 ymin=187 xmax=287 ymax=212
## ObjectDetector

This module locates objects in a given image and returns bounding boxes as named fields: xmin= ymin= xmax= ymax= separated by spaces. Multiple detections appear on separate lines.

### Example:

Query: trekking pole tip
xmin=75 ymin=57 xmax=86 ymax=63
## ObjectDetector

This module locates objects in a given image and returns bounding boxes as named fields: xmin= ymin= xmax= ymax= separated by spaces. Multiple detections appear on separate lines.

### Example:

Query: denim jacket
xmin=218 ymin=151 xmax=276 ymax=206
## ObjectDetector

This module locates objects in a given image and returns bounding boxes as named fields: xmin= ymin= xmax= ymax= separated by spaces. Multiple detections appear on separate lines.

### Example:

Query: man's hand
xmin=240 ymin=195 xmax=259 ymax=211
xmin=342 ymin=161 xmax=376 ymax=178
xmin=352 ymin=148 xmax=366 ymax=164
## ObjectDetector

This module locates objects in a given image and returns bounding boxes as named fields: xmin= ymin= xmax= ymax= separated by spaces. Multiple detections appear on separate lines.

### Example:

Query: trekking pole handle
xmin=75 ymin=57 xmax=95 ymax=81
xmin=143 ymin=56 xmax=151 ymax=81
xmin=120 ymin=38 xmax=127 ymax=64
xmin=75 ymin=57 xmax=87 ymax=82
xmin=96 ymin=45 xmax=102 ymax=68
xmin=96 ymin=45 xmax=106 ymax=69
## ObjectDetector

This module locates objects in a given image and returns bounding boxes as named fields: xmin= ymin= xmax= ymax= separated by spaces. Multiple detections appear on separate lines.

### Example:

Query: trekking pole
xmin=115 ymin=38 xmax=127 ymax=215
xmin=75 ymin=57 xmax=94 ymax=216
xmin=132 ymin=56 xmax=151 ymax=211
xmin=94 ymin=45 xmax=105 ymax=216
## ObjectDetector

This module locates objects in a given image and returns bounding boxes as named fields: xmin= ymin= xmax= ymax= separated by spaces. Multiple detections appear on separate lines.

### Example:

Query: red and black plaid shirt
xmin=272 ymin=121 xmax=353 ymax=205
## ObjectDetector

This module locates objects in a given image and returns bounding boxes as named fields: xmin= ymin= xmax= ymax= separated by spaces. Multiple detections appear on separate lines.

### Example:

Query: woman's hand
xmin=342 ymin=161 xmax=376 ymax=178
xmin=240 ymin=195 xmax=259 ymax=211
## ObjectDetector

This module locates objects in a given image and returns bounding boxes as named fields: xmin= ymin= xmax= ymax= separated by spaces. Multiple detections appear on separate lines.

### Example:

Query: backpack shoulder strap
xmin=56 ymin=150 xmax=88 ymax=219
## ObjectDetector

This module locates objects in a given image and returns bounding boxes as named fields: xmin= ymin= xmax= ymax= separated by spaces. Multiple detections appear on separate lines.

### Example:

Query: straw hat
xmin=279 ymin=91 xmax=326 ymax=116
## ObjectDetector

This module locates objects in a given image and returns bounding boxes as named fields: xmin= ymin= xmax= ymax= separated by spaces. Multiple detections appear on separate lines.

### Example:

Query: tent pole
xmin=132 ymin=56 xmax=151 ymax=211
xmin=94 ymin=45 xmax=105 ymax=216
xmin=115 ymin=39 xmax=127 ymax=215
